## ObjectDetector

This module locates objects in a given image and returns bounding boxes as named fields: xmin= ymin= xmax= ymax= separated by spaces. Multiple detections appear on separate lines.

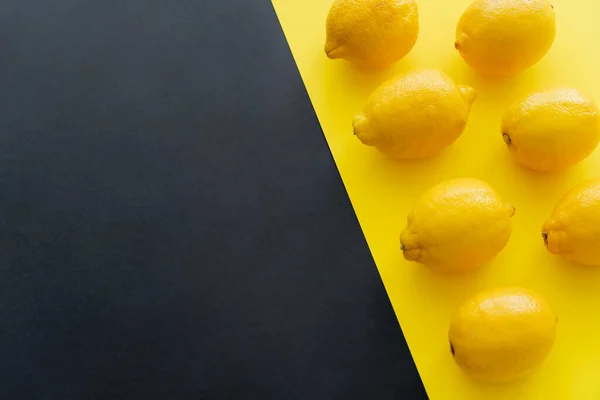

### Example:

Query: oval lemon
xmin=543 ymin=178 xmax=600 ymax=266
xmin=325 ymin=0 xmax=419 ymax=68
xmin=400 ymin=178 xmax=513 ymax=272
xmin=449 ymin=287 xmax=557 ymax=383
xmin=502 ymin=88 xmax=600 ymax=172
xmin=455 ymin=0 xmax=555 ymax=76
xmin=353 ymin=69 xmax=475 ymax=160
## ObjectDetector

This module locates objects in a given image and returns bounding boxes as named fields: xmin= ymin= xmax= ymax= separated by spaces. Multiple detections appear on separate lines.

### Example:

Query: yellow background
xmin=271 ymin=0 xmax=600 ymax=398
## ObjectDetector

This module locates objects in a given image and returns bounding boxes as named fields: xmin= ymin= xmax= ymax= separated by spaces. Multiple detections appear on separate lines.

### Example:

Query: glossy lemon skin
xmin=502 ymin=88 xmax=600 ymax=172
xmin=353 ymin=69 xmax=476 ymax=160
xmin=449 ymin=287 xmax=557 ymax=383
xmin=543 ymin=178 xmax=600 ymax=266
xmin=400 ymin=178 xmax=513 ymax=272
xmin=324 ymin=0 xmax=419 ymax=69
xmin=455 ymin=0 xmax=555 ymax=76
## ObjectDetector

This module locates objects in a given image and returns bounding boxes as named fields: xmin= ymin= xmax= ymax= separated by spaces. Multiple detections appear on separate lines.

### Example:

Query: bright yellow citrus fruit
xmin=449 ymin=287 xmax=557 ymax=383
xmin=543 ymin=178 xmax=600 ymax=266
xmin=324 ymin=0 xmax=419 ymax=68
xmin=400 ymin=178 xmax=514 ymax=272
xmin=502 ymin=88 xmax=600 ymax=172
xmin=455 ymin=0 xmax=556 ymax=76
xmin=353 ymin=69 xmax=475 ymax=159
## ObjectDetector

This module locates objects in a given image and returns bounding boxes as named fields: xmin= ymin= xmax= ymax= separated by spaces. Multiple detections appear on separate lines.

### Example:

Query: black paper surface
xmin=0 ymin=0 xmax=426 ymax=398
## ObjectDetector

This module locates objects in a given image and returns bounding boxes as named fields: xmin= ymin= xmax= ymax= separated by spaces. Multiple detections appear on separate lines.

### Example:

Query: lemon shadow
xmin=485 ymin=145 xmax=586 ymax=202
xmin=355 ymin=147 xmax=463 ymax=195
xmin=466 ymin=70 xmax=542 ymax=109
xmin=439 ymin=56 xmax=552 ymax=109
xmin=405 ymin=260 xmax=495 ymax=311
xmin=545 ymin=251 xmax=600 ymax=292
xmin=321 ymin=54 xmax=423 ymax=102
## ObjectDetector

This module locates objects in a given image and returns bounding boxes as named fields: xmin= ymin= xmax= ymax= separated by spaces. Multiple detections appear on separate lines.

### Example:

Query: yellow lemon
xmin=455 ymin=0 xmax=555 ymax=76
xmin=543 ymin=178 xmax=600 ymax=266
xmin=324 ymin=0 xmax=419 ymax=68
xmin=400 ymin=178 xmax=514 ymax=272
xmin=449 ymin=287 xmax=557 ymax=383
xmin=502 ymin=88 xmax=600 ymax=172
xmin=353 ymin=69 xmax=475 ymax=159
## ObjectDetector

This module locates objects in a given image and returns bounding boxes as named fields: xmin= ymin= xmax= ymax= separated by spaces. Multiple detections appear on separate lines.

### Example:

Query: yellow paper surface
xmin=271 ymin=0 xmax=600 ymax=398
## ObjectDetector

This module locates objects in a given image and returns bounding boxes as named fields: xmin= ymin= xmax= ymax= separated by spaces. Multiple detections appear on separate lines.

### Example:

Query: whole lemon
xmin=543 ymin=178 xmax=600 ymax=266
xmin=353 ymin=69 xmax=476 ymax=159
xmin=324 ymin=0 xmax=419 ymax=68
xmin=455 ymin=0 xmax=556 ymax=76
xmin=449 ymin=287 xmax=557 ymax=383
xmin=400 ymin=178 xmax=514 ymax=272
xmin=502 ymin=88 xmax=600 ymax=172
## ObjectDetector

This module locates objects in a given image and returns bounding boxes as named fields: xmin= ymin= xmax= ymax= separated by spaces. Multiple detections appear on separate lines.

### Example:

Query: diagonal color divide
xmin=272 ymin=0 xmax=600 ymax=398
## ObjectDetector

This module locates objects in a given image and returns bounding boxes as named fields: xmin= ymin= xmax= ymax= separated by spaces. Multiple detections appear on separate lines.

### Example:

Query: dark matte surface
xmin=0 ymin=0 xmax=427 ymax=398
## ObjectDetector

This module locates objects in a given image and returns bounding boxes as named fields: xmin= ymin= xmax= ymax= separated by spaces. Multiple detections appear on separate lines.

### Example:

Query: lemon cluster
xmin=325 ymin=0 xmax=600 ymax=384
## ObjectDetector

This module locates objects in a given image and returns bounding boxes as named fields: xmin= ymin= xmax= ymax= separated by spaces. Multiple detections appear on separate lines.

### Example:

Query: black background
xmin=0 ymin=0 xmax=426 ymax=398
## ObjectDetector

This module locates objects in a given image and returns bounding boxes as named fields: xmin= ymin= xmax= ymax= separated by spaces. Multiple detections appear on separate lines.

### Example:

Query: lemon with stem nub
xmin=400 ymin=178 xmax=514 ymax=272
xmin=325 ymin=0 xmax=419 ymax=68
xmin=449 ymin=287 xmax=557 ymax=383
xmin=353 ymin=69 xmax=475 ymax=160
xmin=455 ymin=0 xmax=556 ymax=76
xmin=502 ymin=88 xmax=600 ymax=172
xmin=543 ymin=178 xmax=600 ymax=266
